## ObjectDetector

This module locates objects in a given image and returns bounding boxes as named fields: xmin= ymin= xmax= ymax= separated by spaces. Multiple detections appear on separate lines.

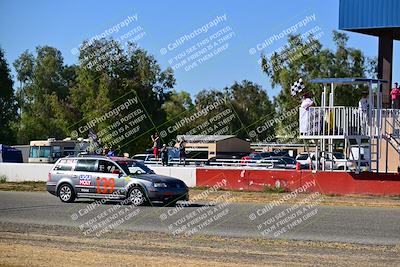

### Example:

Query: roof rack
xmin=76 ymin=153 xmax=109 ymax=158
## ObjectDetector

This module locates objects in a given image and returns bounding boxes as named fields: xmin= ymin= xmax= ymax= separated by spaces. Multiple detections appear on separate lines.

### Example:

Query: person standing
xmin=358 ymin=92 xmax=370 ymax=135
xmin=178 ymin=137 xmax=186 ymax=166
xmin=299 ymin=93 xmax=314 ymax=135
xmin=358 ymin=92 xmax=370 ymax=113
xmin=390 ymin=82 xmax=400 ymax=109
xmin=102 ymin=146 xmax=110 ymax=156
xmin=160 ymin=144 xmax=169 ymax=166
xmin=151 ymin=133 xmax=161 ymax=161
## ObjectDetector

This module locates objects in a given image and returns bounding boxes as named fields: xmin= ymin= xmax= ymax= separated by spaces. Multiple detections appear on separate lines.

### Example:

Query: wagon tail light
xmin=48 ymin=173 xmax=51 ymax=181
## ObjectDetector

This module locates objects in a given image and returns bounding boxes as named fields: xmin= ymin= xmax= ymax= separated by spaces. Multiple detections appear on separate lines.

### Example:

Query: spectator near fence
xmin=178 ymin=137 xmax=186 ymax=166
xmin=160 ymin=144 xmax=169 ymax=166
xmin=391 ymin=82 xmax=400 ymax=109
xmin=151 ymin=133 xmax=161 ymax=160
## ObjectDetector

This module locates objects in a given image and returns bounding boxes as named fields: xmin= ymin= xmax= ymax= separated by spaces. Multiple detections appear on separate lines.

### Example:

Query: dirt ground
xmin=0 ymin=222 xmax=399 ymax=267
xmin=1 ymin=182 xmax=399 ymax=208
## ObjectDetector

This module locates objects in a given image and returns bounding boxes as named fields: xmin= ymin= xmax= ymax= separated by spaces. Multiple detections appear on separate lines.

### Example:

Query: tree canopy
xmin=0 ymin=47 xmax=18 ymax=144
xmin=0 ymin=30 xmax=377 ymax=154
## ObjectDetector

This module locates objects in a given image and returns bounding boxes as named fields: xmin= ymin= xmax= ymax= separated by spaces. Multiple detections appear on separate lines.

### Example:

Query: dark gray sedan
xmin=46 ymin=156 xmax=189 ymax=206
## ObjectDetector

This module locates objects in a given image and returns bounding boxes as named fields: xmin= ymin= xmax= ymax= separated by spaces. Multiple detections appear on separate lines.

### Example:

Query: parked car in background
xmin=133 ymin=148 xmax=180 ymax=164
xmin=259 ymin=151 xmax=290 ymax=158
xmin=298 ymin=152 xmax=354 ymax=170
xmin=295 ymin=153 xmax=311 ymax=165
xmin=241 ymin=151 xmax=293 ymax=167
xmin=260 ymin=156 xmax=298 ymax=169
xmin=131 ymin=154 xmax=155 ymax=162
xmin=322 ymin=152 xmax=353 ymax=170
xmin=240 ymin=153 xmax=263 ymax=164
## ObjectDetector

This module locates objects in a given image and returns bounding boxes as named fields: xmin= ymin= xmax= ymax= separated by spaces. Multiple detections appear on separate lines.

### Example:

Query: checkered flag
xmin=291 ymin=78 xmax=305 ymax=96
xmin=88 ymin=128 xmax=101 ymax=146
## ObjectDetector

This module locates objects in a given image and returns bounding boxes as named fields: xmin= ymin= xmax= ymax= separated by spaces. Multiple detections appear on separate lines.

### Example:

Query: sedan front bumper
xmin=147 ymin=188 xmax=189 ymax=202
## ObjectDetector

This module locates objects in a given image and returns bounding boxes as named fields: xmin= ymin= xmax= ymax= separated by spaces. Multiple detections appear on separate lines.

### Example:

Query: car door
xmin=94 ymin=160 xmax=125 ymax=197
xmin=51 ymin=158 xmax=76 ymax=183
xmin=73 ymin=159 xmax=98 ymax=194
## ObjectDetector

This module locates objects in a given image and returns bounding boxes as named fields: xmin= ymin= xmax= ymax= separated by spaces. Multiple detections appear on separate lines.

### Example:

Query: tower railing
xmin=301 ymin=106 xmax=370 ymax=138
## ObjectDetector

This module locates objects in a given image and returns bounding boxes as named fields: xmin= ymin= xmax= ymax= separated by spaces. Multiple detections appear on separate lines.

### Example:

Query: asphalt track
xmin=0 ymin=191 xmax=399 ymax=245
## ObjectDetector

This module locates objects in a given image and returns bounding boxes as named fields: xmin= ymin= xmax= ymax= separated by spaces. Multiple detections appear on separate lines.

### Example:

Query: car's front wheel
xmin=128 ymin=187 xmax=147 ymax=206
xmin=58 ymin=183 xmax=75 ymax=203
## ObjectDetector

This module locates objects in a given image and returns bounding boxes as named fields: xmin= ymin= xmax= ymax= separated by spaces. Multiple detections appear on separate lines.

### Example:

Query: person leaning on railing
xmin=358 ymin=92 xmax=370 ymax=135
xmin=390 ymin=82 xmax=400 ymax=109
xmin=178 ymin=137 xmax=186 ymax=166
xmin=299 ymin=93 xmax=315 ymax=135
xmin=160 ymin=144 xmax=169 ymax=166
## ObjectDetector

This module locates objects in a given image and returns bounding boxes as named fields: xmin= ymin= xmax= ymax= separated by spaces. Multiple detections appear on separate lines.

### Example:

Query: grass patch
xmin=0 ymin=175 xmax=7 ymax=183
xmin=263 ymin=185 xmax=287 ymax=193
xmin=0 ymin=181 xmax=46 ymax=192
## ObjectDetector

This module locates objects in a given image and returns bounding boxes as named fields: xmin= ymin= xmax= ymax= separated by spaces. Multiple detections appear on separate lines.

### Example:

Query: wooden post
xmin=377 ymin=34 xmax=393 ymax=108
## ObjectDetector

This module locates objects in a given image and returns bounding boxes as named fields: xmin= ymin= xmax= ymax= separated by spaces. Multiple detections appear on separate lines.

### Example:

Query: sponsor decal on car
xmin=96 ymin=177 xmax=115 ymax=193
xmin=79 ymin=175 xmax=92 ymax=186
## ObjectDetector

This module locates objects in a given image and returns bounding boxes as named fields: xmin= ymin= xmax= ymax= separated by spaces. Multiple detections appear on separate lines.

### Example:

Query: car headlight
xmin=153 ymin=182 xmax=167 ymax=188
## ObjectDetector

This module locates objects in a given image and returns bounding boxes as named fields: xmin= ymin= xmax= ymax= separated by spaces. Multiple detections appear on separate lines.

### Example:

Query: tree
xmin=0 ymin=48 xmax=18 ymax=144
xmin=13 ymin=46 xmax=71 ymax=143
xmin=193 ymin=81 xmax=275 ymax=141
xmin=67 ymin=39 xmax=175 ymax=154
xmin=226 ymin=80 xmax=275 ymax=140
xmin=12 ymin=39 xmax=175 ymax=154
xmin=13 ymin=50 xmax=34 ymax=109
xmin=162 ymin=90 xmax=194 ymax=122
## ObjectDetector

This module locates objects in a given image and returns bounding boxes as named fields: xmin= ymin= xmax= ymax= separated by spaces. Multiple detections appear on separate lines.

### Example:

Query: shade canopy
xmin=309 ymin=78 xmax=387 ymax=85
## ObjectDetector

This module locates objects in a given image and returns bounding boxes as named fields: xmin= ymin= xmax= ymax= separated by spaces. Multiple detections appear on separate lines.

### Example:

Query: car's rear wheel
xmin=58 ymin=183 xmax=75 ymax=203
xmin=128 ymin=187 xmax=147 ymax=206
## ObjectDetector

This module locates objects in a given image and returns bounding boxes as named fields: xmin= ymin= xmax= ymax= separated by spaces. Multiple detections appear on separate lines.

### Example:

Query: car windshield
xmin=275 ymin=151 xmax=289 ymax=157
xmin=117 ymin=161 xmax=154 ymax=175
xmin=333 ymin=152 xmax=344 ymax=159
xmin=132 ymin=155 xmax=146 ymax=160
xmin=297 ymin=154 xmax=309 ymax=160
xmin=249 ymin=153 xmax=261 ymax=159
xmin=282 ymin=157 xmax=296 ymax=164
xmin=259 ymin=152 xmax=272 ymax=158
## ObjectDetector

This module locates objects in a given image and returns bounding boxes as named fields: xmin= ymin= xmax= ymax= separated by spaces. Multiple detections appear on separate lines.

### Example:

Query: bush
xmin=263 ymin=184 xmax=286 ymax=193
xmin=0 ymin=175 xmax=7 ymax=183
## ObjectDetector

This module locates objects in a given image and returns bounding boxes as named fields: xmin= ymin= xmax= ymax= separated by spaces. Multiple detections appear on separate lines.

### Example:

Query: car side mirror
xmin=112 ymin=169 xmax=121 ymax=175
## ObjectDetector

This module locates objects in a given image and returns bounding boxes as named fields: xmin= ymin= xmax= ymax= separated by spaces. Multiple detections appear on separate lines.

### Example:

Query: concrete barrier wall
xmin=148 ymin=166 xmax=196 ymax=187
xmin=0 ymin=163 xmax=52 ymax=182
xmin=0 ymin=163 xmax=197 ymax=187
xmin=2 ymin=163 xmax=400 ymax=195
xmin=196 ymin=168 xmax=400 ymax=196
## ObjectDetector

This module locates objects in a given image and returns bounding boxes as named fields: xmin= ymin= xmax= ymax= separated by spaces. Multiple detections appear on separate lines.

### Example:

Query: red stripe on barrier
xmin=196 ymin=168 xmax=400 ymax=195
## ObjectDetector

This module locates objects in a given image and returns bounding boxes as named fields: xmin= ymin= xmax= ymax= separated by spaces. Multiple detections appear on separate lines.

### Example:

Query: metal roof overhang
xmin=309 ymin=78 xmax=388 ymax=85
xmin=340 ymin=27 xmax=400 ymax=40
xmin=339 ymin=0 xmax=400 ymax=40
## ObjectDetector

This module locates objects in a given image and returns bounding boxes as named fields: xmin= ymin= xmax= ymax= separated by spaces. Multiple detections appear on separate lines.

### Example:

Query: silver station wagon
xmin=46 ymin=155 xmax=189 ymax=206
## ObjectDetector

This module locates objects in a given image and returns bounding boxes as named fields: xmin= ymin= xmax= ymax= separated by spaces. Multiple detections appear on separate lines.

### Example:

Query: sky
xmin=1 ymin=0 xmax=399 ymax=99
